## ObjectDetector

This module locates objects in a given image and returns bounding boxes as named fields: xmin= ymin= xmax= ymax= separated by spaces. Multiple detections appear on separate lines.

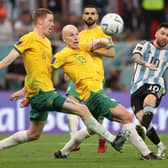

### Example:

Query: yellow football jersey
xmin=14 ymin=31 xmax=54 ymax=97
xmin=52 ymin=47 xmax=103 ymax=100
xmin=79 ymin=25 xmax=111 ymax=81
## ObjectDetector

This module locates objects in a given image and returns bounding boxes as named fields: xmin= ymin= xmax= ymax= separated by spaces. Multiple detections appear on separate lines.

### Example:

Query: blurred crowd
xmin=1 ymin=0 xmax=168 ymax=91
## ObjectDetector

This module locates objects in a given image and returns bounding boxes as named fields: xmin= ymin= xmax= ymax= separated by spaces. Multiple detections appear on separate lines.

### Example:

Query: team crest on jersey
xmin=15 ymin=40 xmax=23 ymax=45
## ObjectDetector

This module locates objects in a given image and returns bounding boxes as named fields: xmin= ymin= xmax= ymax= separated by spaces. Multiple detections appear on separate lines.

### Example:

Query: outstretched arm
xmin=0 ymin=49 xmax=20 ymax=69
xmin=89 ymin=38 xmax=115 ymax=58
xmin=10 ymin=88 xmax=29 ymax=108
xmin=93 ymin=47 xmax=115 ymax=58
xmin=9 ymin=88 xmax=26 ymax=101
xmin=132 ymin=53 xmax=158 ymax=71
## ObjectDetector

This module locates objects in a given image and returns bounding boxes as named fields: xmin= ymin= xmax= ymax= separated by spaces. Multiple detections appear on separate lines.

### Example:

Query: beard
xmin=157 ymin=39 xmax=167 ymax=48
xmin=84 ymin=18 xmax=96 ymax=27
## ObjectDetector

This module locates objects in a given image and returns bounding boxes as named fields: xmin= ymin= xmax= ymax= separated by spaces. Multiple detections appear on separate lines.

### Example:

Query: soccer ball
xmin=100 ymin=13 xmax=124 ymax=36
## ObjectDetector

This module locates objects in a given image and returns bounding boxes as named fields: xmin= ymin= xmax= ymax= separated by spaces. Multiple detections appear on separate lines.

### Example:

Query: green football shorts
xmin=66 ymin=80 xmax=105 ymax=101
xmin=84 ymin=90 xmax=119 ymax=121
xmin=29 ymin=90 xmax=66 ymax=121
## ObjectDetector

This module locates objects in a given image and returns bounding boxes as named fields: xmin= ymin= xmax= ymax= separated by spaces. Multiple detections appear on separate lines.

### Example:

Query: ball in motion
xmin=100 ymin=13 xmax=124 ymax=36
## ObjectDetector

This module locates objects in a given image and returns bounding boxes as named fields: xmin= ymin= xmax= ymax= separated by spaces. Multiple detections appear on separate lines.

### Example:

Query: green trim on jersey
xmin=14 ymin=46 xmax=22 ymax=55
xmin=105 ymin=43 xmax=114 ymax=49
xmin=66 ymin=80 xmax=81 ymax=100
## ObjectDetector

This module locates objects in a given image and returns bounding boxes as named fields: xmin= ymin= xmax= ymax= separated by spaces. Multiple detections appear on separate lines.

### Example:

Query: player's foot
xmin=71 ymin=146 xmax=80 ymax=152
xmin=54 ymin=150 xmax=68 ymax=159
xmin=111 ymin=131 xmax=129 ymax=152
xmin=136 ymin=125 xmax=146 ymax=141
xmin=157 ymin=142 xmax=167 ymax=159
xmin=141 ymin=152 xmax=162 ymax=160
xmin=97 ymin=139 xmax=107 ymax=153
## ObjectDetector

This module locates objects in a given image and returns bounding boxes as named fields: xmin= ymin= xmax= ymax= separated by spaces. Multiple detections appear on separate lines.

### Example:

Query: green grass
xmin=0 ymin=134 xmax=167 ymax=168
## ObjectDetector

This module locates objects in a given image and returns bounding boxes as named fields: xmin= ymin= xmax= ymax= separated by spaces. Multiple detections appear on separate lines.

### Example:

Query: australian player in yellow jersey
xmin=53 ymin=25 xmax=161 ymax=160
xmin=0 ymin=8 xmax=126 ymax=155
xmin=66 ymin=6 xmax=114 ymax=153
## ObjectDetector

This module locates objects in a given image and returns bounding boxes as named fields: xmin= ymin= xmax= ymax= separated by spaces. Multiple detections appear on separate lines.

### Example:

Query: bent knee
xmin=119 ymin=111 xmax=133 ymax=123
xmin=27 ymin=132 xmax=41 ymax=141
xmin=78 ymin=104 xmax=89 ymax=111
xmin=76 ymin=104 xmax=90 ymax=116
xmin=113 ymin=105 xmax=133 ymax=123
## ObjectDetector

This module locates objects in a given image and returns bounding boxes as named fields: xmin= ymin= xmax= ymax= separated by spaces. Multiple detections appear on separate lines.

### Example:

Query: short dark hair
xmin=83 ymin=5 xmax=98 ymax=13
xmin=158 ymin=22 xmax=168 ymax=29
xmin=32 ymin=8 xmax=53 ymax=24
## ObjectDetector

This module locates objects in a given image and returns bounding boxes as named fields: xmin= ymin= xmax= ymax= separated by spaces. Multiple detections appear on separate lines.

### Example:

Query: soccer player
xmin=130 ymin=22 xmax=168 ymax=159
xmin=66 ymin=5 xmax=114 ymax=153
xmin=52 ymin=24 xmax=161 ymax=160
xmin=0 ymin=8 xmax=126 ymax=153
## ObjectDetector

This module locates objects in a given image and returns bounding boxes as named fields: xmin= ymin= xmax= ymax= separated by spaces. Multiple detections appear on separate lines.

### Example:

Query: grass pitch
xmin=0 ymin=134 xmax=167 ymax=168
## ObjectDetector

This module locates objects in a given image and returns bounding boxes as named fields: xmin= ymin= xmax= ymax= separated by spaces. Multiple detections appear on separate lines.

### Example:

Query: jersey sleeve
xmin=51 ymin=53 xmax=64 ymax=70
xmin=14 ymin=34 xmax=32 ymax=55
xmin=132 ymin=41 xmax=147 ymax=57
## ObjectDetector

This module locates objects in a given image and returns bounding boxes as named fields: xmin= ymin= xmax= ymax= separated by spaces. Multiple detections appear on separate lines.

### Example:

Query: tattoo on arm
xmin=132 ymin=53 xmax=146 ymax=65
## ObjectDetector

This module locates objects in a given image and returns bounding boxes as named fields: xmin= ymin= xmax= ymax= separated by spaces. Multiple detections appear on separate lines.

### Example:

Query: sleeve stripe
xmin=105 ymin=43 xmax=114 ymax=49
xmin=14 ymin=46 xmax=22 ymax=55
xmin=51 ymin=65 xmax=58 ymax=70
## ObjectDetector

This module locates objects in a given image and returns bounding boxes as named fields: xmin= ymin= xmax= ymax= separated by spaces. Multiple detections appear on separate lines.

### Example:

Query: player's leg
xmin=67 ymin=114 xmax=79 ymax=138
xmin=97 ymin=82 xmax=107 ymax=153
xmin=136 ymin=91 xmax=166 ymax=158
xmin=111 ymin=104 xmax=161 ymax=159
xmin=62 ymin=97 xmax=117 ymax=143
xmin=67 ymin=94 xmax=80 ymax=151
xmin=67 ymin=114 xmax=80 ymax=151
xmin=0 ymin=91 xmax=52 ymax=150
xmin=141 ymin=86 xmax=166 ymax=153
xmin=131 ymin=86 xmax=149 ymax=141
xmin=141 ymin=94 xmax=156 ymax=130
xmin=113 ymin=105 xmax=161 ymax=160
xmin=132 ymin=86 xmax=158 ymax=140
xmin=147 ymin=127 xmax=166 ymax=158
xmin=54 ymin=128 xmax=91 ymax=158
xmin=136 ymin=116 xmax=166 ymax=158
xmin=0 ymin=121 xmax=45 ymax=149
xmin=55 ymin=126 xmax=126 ymax=158
xmin=136 ymin=111 xmax=166 ymax=158
xmin=97 ymin=119 xmax=107 ymax=153
xmin=60 ymin=97 xmax=127 ymax=153
xmin=66 ymin=82 xmax=81 ymax=151
xmin=131 ymin=89 xmax=165 ymax=159
xmin=84 ymin=91 xmax=152 ymax=157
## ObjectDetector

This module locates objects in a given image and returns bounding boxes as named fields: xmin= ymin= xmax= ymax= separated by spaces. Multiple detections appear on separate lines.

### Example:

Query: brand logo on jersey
xmin=137 ymin=46 xmax=142 ymax=51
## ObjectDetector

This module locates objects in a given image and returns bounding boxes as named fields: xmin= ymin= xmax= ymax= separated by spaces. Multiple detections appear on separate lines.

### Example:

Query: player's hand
xmin=9 ymin=88 xmax=25 ymax=101
xmin=19 ymin=97 xmax=29 ymax=108
xmin=145 ymin=63 xmax=158 ymax=70
xmin=89 ymin=38 xmax=108 ymax=50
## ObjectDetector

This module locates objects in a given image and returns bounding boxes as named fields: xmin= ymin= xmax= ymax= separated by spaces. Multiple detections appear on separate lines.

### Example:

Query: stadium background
xmin=0 ymin=0 xmax=168 ymax=134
